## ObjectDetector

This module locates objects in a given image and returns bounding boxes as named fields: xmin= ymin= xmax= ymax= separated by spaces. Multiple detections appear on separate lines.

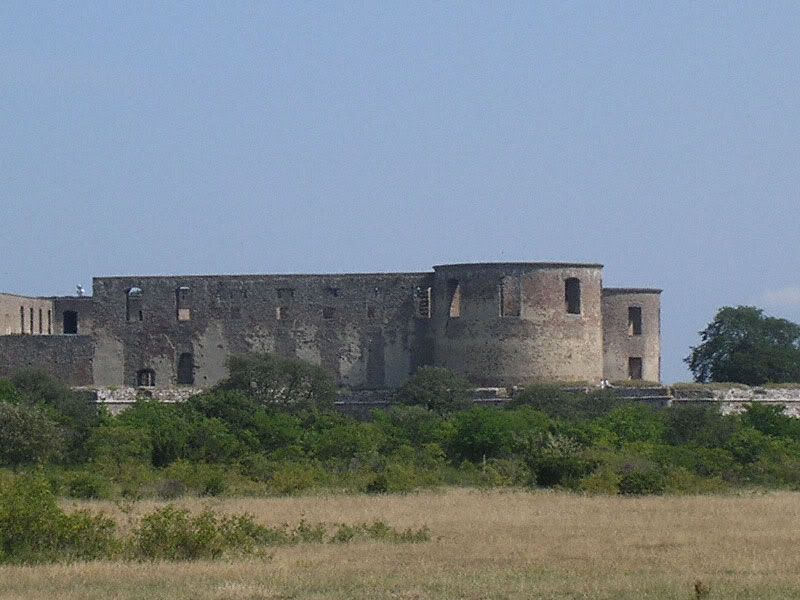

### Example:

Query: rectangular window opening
xmin=628 ymin=357 xmax=643 ymax=380
xmin=38 ymin=309 xmax=42 ymax=334
xmin=19 ymin=306 xmax=24 ymax=334
xmin=565 ymin=278 xmax=581 ymax=315
xmin=322 ymin=306 xmax=335 ymax=320
xmin=176 ymin=286 xmax=192 ymax=321
xmin=47 ymin=310 xmax=52 ymax=335
xmin=276 ymin=306 xmax=289 ymax=320
xmin=414 ymin=286 xmax=432 ymax=319
xmin=29 ymin=308 xmax=34 ymax=334
xmin=628 ymin=306 xmax=642 ymax=336
xmin=499 ymin=276 xmax=521 ymax=317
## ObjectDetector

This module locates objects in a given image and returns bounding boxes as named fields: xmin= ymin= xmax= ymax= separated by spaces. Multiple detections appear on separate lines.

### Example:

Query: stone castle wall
xmin=0 ymin=335 xmax=94 ymax=385
xmin=90 ymin=272 xmax=433 ymax=389
xmin=430 ymin=263 xmax=604 ymax=385
xmin=602 ymin=288 xmax=662 ymax=382
xmin=0 ymin=294 xmax=55 ymax=336
xmin=1 ymin=263 xmax=663 ymax=388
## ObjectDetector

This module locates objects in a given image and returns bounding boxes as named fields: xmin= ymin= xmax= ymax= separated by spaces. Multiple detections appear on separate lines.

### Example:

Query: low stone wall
xmin=70 ymin=383 xmax=800 ymax=418
xmin=669 ymin=386 xmax=800 ymax=417
xmin=76 ymin=386 xmax=204 ymax=415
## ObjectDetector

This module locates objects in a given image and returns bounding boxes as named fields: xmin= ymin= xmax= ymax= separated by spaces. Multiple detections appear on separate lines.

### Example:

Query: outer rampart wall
xmin=90 ymin=273 xmax=433 ymax=389
xmin=430 ymin=263 xmax=604 ymax=386
xmin=0 ymin=335 xmax=93 ymax=384
xmin=602 ymin=288 xmax=661 ymax=381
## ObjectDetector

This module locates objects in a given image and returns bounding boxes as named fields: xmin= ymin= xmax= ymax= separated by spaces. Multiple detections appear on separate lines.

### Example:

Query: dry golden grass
xmin=3 ymin=488 xmax=800 ymax=599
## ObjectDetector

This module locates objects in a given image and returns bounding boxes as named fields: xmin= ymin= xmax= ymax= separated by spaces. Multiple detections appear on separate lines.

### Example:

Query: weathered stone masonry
xmin=0 ymin=262 xmax=662 ymax=388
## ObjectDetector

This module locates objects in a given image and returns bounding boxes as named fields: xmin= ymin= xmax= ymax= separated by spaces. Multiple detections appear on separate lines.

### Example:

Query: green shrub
xmin=66 ymin=471 xmax=112 ymax=500
xmin=578 ymin=468 xmax=621 ymax=495
xmin=268 ymin=462 xmax=324 ymax=495
xmin=618 ymin=463 xmax=666 ymax=495
xmin=330 ymin=521 xmax=430 ymax=543
xmin=394 ymin=367 xmax=472 ymax=415
xmin=156 ymin=479 xmax=187 ymax=500
xmin=526 ymin=433 xmax=596 ymax=488
xmin=0 ymin=474 xmax=117 ymax=564
xmin=129 ymin=505 xmax=227 ymax=560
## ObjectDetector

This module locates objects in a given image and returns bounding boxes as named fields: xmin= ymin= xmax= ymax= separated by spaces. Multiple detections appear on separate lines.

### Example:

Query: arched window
xmin=565 ymin=278 xmax=581 ymax=314
xmin=63 ymin=310 xmax=78 ymax=334
xmin=126 ymin=287 xmax=143 ymax=322
xmin=447 ymin=279 xmax=461 ymax=318
xmin=136 ymin=369 xmax=156 ymax=387
xmin=177 ymin=353 xmax=194 ymax=385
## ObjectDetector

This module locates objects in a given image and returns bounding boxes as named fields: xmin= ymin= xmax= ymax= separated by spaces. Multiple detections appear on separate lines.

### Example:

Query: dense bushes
xmin=3 ymin=358 xmax=800 ymax=500
xmin=0 ymin=473 xmax=428 ymax=565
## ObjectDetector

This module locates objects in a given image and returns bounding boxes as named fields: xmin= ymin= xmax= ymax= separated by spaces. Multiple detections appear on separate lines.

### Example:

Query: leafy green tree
xmin=509 ymin=385 xmax=630 ymax=421
xmin=0 ymin=403 xmax=64 ymax=469
xmin=8 ymin=370 xmax=100 ymax=463
xmin=217 ymin=353 xmax=335 ymax=412
xmin=394 ymin=367 xmax=471 ymax=415
xmin=663 ymin=404 xmax=739 ymax=447
xmin=448 ymin=407 xmax=549 ymax=461
xmin=686 ymin=306 xmax=800 ymax=385
xmin=740 ymin=403 xmax=800 ymax=441
xmin=596 ymin=404 xmax=665 ymax=447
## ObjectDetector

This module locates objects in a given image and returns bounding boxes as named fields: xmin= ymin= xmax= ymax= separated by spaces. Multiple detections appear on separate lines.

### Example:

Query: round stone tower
xmin=430 ymin=262 xmax=604 ymax=386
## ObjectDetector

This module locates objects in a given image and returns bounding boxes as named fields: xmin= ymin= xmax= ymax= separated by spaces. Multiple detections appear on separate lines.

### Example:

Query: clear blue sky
xmin=3 ymin=2 xmax=799 ymax=382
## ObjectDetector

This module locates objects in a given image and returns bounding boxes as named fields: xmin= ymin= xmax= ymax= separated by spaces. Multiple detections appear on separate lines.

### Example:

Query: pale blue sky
xmin=2 ymin=2 xmax=799 ymax=382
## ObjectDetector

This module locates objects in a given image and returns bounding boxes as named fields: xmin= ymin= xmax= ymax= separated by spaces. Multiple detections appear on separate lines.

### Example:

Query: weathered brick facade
xmin=0 ymin=262 xmax=662 ymax=387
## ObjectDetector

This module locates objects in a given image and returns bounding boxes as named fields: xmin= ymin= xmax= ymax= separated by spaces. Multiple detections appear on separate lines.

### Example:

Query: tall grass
xmin=2 ymin=488 xmax=799 ymax=599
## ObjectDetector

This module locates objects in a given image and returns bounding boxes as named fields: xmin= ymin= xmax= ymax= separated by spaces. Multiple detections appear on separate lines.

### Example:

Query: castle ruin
xmin=0 ymin=262 xmax=661 ymax=388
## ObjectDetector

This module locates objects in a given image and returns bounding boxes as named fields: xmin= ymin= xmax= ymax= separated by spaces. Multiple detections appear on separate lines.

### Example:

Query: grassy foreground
xmin=2 ymin=489 xmax=800 ymax=599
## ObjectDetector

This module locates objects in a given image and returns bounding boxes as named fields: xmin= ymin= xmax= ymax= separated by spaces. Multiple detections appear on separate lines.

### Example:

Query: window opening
xmin=414 ymin=286 xmax=432 ymax=319
xmin=38 ymin=309 xmax=43 ymax=334
xmin=447 ymin=280 xmax=461 ymax=318
xmin=628 ymin=306 xmax=643 ymax=336
xmin=499 ymin=276 xmax=521 ymax=317
xmin=126 ymin=287 xmax=143 ymax=322
xmin=177 ymin=353 xmax=194 ymax=385
xmin=63 ymin=311 xmax=78 ymax=334
xmin=176 ymin=286 xmax=192 ymax=321
xmin=19 ymin=306 xmax=24 ymax=334
xmin=276 ymin=306 xmax=289 ymax=320
xmin=322 ymin=306 xmax=335 ymax=319
xmin=29 ymin=308 xmax=34 ymax=334
xmin=47 ymin=310 xmax=52 ymax=335
xmin=136 ymin=369 xmax=156 ymax=387
xmin=565 ymin=278 xmax=581 ymax=314
xmin=628 ymin=357 xmax=643 ymax=380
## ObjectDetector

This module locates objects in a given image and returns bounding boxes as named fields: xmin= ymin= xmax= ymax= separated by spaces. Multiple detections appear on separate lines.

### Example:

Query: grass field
xmin=2 ymin=488 xmax=800 ymax=599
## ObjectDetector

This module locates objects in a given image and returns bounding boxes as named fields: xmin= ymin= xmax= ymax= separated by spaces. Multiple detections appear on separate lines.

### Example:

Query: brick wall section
xmin=0 ymin=335 xmax=93 ymax=384
xmin=90 ymin=273 xmax=434 ymax=389
xmin=430 ymin=263 xmax=605 ymax=386
xmin=602 ymin=288 xmax=662 ymax=382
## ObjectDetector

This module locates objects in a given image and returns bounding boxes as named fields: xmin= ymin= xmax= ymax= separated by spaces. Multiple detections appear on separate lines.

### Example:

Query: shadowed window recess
xmin=565 ymin=278 xmax=581 ymax=315
xmin=126 ymin=287 xmax=143 ymax=322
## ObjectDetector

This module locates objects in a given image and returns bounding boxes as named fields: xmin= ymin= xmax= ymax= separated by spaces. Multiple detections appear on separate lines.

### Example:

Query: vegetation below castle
xmin=2 ymin=354 xmax=800 ymax=503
